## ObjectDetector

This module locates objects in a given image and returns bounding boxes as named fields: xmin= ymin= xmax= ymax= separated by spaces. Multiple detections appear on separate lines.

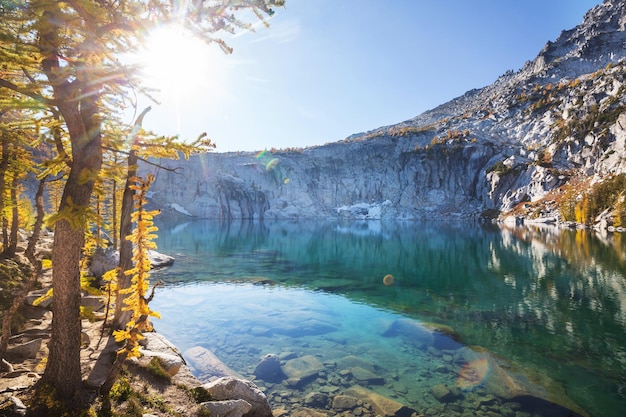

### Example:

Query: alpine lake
xmin=149 ymin=220 xmax=626 ymax=417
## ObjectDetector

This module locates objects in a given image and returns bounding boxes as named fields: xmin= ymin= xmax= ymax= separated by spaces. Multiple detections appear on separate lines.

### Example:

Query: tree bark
xmin=34 ymin=1 xmax=103 ymax=409
xmin=113 ymin=148 xmax=137 ymax=329
xmin=7 ymin=172 xmax=19 ymax=257
xmin=113 ymin=106 xmax=150 ymax=330
xmin=0 ymin=134 xmax=9 ymax=253
xmin=0 ymin=177 xmax=46 ymax=362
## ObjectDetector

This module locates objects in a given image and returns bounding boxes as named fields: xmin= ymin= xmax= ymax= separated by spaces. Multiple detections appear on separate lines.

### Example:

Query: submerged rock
xmin=254 ymin=354 xmax=284 ymax=382
xmin=273 ymin=317 xmax=338 ymax=337
xmin=344 ymin=385 xmax=416 ymax=417
xmin=336 ymin=355 xmax=378 ymax=373
xmin=350 ymin=366 xmax=385 ymax=385
xmin=331 ymin=394 xmax=359 ymax=410
xmin=184 ymin=346 xmax=242 ymax=380
xmin=281 ymin=355 xmax=324 ymax=387
xmin=290 ymin=407 xmax=331 ymax=417
xmin=383 ymin=318 xmax=435 ymax=347
xmin=457 ymin=345 xmax=589 ymax=417
xmin=430 ymin=384 xmax=461 ymax=403
xmin=304 ymin=392 xmax=330 ymax=408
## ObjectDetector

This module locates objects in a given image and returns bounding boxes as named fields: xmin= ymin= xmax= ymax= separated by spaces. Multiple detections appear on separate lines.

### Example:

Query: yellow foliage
xmin=33 ymin=288 xmax=53 ymax=307
xmin=114 ymin=174 xmax=161 ymax=359
xmin=46 ymin=196 xmax=93 ymax=230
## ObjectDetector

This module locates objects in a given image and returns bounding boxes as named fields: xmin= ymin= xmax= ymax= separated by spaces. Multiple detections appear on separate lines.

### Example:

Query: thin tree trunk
xmin=113 ymin=148 xmax=137 ymax=329
xmin=6 ymin=173 xmax=19 ymax=257
xmin=0 ymin=177 xmax=46 ymax=361
xmin=25 ymin=176 xmax=47 ymax=265
xmin=112 ymin=179 xmax=118 ymax=249
xmin=0 ymin=135 xmax=9 ymax=253
xmin=113 ymin=106 xmax=150 ymax=330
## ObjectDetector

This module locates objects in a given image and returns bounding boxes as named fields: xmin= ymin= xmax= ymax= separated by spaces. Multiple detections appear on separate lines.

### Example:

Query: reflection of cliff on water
xmin=154 ymin=219 xmax=626 ymax=392
xmin=488 ymin=224 xmax=626 ymax=383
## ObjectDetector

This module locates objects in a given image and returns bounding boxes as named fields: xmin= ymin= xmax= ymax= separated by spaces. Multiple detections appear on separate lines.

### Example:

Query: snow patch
xmin=170 ymin=203 xmax=192 ymax=216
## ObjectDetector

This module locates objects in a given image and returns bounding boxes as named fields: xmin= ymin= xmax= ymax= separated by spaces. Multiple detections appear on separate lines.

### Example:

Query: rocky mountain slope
xmin=142 ymin=0 xmax=626 ymax=224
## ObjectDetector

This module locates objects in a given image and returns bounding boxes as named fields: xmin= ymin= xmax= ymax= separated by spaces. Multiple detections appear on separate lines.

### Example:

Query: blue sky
xmin=138 ymin=0 xmax=603 ymax=153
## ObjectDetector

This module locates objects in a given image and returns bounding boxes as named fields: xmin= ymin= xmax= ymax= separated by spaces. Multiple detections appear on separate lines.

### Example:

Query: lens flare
xmin=383 ymin=274 xmax=395 ymax=286
xmin=253 ymin=150 xmax=290 ymax=183
xmin=457 ymin=358 xmax=490 ymax=390
xmin=265 ymin=158 xmax=279 ymax=171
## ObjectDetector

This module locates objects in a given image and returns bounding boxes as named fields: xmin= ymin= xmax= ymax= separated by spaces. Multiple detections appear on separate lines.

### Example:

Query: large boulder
xmin=6 ymin=338 xmax=42 ymax=360
xmin=203 ymin=376 xmax=273 ymax=417
xmin=89 ymin=247 xmax=174 ymax=280
xmin=136 ymin=350 xmax=183 ymax=378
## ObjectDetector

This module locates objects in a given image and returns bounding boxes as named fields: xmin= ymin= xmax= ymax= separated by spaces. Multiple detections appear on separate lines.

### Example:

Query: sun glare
xmin=139 ymin=25 xmax=223 ymax=98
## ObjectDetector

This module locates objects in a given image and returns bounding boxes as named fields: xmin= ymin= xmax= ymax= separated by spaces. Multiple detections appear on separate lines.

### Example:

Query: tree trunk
xmin=0 ymin=178 xmax=46 ymax=362
xmin=6 ymin=173 xmax=19 ymax=257
xmin=113 ymin=106 xmax=150 ymax=330
xmin=35 ymin=2 xmax=103 ymax=409
xmin=113 ymin=148 xmax=137 ymax=329
xmin=37 ymin=140 xmax=102 ymax=411
xmin=25 ymin=176 xmax=46 ymax=265
xmin=0 ymin=135 xmax=8 ymax=253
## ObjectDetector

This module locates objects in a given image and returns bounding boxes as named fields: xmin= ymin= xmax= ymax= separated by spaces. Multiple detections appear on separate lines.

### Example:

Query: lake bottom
xmin=152 ymin=282 xmax=589 ymax=417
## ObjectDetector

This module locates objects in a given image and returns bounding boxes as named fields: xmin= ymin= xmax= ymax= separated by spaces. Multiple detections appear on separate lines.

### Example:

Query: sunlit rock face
xmin=142 ymin=136 xmax=498 ymax=220
xmin=142 ymin=0 xmax=626 ymax=220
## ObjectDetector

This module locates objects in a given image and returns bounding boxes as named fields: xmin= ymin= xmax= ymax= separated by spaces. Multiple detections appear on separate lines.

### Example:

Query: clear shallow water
xmin=150 ymin=220 xmax=626 ymax=417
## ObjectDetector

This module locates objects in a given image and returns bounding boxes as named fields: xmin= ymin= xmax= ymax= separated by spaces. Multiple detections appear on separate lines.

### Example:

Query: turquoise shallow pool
xmin=150 ymin=220 xmax=626 ymax=417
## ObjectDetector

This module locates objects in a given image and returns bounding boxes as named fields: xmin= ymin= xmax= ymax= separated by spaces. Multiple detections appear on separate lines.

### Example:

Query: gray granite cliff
xmin=141 ymin=0 xmax=626 ymax=222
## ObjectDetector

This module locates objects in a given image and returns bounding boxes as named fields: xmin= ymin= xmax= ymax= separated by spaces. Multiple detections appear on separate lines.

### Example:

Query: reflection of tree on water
xmin=485 ymin=224 xmax=626 ymax=409
xmin=153 ymin=219 xmax=626 ymax=416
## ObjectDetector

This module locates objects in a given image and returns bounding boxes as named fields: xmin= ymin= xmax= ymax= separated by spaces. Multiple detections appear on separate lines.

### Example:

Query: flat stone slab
xmin=336 ymin=355 xmax=377 ymax=372
xmin=184 ymin=346 xmax=242 ymax=381
xmin=281 ymin=355 xmax=323 ymax=387
xmin=345 ymin=385 xmax=416 ymax=417
xmin=350 ymin=366 xmax=384 ymax=385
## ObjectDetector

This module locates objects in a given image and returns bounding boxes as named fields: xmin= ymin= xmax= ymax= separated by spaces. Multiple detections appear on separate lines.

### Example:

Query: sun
xmin=138 ymin=24 xmax=224 ymax=99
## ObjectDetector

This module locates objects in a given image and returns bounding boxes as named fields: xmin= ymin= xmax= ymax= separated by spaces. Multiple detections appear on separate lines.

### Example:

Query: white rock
xmin=200 ymin=399 xmax=252 ymax=417
xmin=203 ymin=377 xmax=273 ymax=417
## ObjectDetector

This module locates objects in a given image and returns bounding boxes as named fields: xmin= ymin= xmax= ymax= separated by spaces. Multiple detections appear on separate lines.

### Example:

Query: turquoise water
xmin=150 ymin=220 xmax=626 ymax=417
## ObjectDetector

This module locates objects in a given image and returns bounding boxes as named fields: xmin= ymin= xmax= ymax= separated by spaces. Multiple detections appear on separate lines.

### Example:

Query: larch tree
xmin=0 ymin=0 xmax=285 ymax=414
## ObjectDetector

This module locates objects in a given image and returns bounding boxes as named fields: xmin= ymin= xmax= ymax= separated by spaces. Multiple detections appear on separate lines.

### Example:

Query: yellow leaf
xmin=113 ymin=330 xmax=129 ymax=343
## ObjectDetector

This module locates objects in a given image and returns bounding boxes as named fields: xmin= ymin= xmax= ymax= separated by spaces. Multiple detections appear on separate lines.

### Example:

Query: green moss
xmin=486 ymin=161 xmax=511 ymax=175
xmin=146 ymin=356 xmax=171 ymax=382
xmin=188 ymin=386 xmax=213 ymax=403
xmin=110 ymin=377 xmax=133 ymax=402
